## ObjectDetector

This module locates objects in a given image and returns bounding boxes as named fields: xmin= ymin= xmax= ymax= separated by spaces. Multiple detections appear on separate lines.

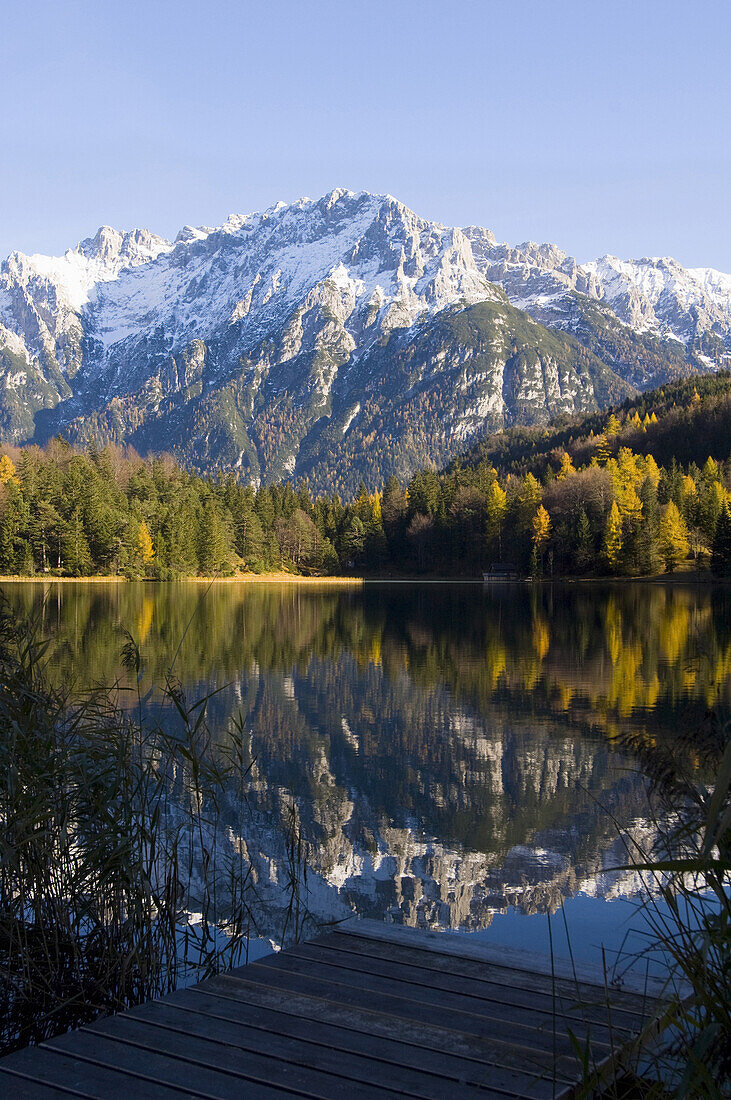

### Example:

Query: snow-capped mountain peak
xmin=0 ymin=189 xmax=729 ymax=492
xmin=583 ymin=253 xmax=731 ymax=338
xmin=2 ymin=224 xmax=173 ymax=316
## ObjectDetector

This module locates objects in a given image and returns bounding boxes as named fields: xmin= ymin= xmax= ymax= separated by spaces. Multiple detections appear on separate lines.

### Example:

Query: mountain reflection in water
xmin=2 ymin=580 xmax=729 ymax=941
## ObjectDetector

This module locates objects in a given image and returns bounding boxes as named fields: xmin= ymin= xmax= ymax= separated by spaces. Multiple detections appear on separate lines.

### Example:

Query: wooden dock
xmin=0 ymin=918 xmax=664 ymax=1098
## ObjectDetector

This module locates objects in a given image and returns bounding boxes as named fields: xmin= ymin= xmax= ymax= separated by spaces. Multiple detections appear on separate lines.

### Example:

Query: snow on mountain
xmin=0 ymin=188 xmax=729 ymax=490
xmin=464 ymin=228 xmax=731 ymax=353
xmin=583 ymin=254 xmax=731 ymax=344
xmin=85 ymin=190 xmax=494 ymax=359
xmin=3 ymin=226 xmax=172 ymax=321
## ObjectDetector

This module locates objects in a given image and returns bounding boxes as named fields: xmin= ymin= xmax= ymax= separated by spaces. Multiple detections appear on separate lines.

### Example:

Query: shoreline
xmin=0 ymin=571 xmax=725 ymax=586
xmin=0 ymin=573 xmax=363 ymax=586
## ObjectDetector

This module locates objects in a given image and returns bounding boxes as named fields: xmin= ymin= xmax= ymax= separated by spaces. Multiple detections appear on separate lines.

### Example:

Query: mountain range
xmin=1 ymin=188 xmax=729 ymax=494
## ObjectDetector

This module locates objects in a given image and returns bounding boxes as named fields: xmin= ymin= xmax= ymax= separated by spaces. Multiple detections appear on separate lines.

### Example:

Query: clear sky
xmin=1 ymin=0 xmax=729 ymax=269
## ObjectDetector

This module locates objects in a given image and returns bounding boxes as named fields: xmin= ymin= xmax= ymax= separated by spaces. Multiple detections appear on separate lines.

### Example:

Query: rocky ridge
xmin=1 ymin=189 xmax=728 ymax=492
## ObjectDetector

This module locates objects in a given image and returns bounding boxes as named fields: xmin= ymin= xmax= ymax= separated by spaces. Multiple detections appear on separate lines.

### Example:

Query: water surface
xmin=3 ymin=579 xmax=728 ymax=965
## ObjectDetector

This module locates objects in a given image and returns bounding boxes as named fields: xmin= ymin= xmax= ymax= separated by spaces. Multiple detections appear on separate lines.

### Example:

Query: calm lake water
xmin=3 ymin=579 xmax=729 ymax=969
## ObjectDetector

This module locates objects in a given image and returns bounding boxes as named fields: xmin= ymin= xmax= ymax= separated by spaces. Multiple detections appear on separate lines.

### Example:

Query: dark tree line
xmin=1 ymin=376 xmax=731 ymax=579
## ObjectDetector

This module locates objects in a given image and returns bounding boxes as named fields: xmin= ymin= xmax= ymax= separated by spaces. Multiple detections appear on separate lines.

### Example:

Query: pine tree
xmin=198 ymin=499 xmax=233 ymax=575
xmin=341 ymin=515 xmax=366 ymax=565
xmin=0 ymin=481 xmax=30 ymax=572
xmin=166 ymin=501 xmax=200 ymax=576
xmin=381 ymin=476 xmax=408 ymax=561
xmin=235 ymin=504 xmax=265 ymax=566
xmin=711 ymin=504 xmax=731 ymax=576
xmin=28 ymin=500 xmax=63 ymax=573
xmin=636 ymin=477 xmax=662 ymax=575
xmin=574 ymin=508 xmax=593 ymax=574
xmin=698 ymin=479 xmax=726 ymax=543
xmin=62 ymin=507 xmax=93 ymax=576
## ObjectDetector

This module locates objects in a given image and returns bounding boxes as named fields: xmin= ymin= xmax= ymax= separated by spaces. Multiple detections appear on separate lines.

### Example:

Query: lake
xmin=2 ymin=578 xmax=729 ymax=971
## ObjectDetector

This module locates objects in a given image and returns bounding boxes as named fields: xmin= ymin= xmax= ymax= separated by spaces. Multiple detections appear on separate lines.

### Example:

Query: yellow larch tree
xmin=556 ymin=451 xmax=576 ymax=480
xmin=0 ymin=454 xmax=18 ymax=483
xmin=532 ymin=505 xmax=551 ymax=547
xmin=605 ymin=413 xmax=621 ymax=436
xmin=486 ymin=480 xmax=507 ymax=554
xmin=531 ymin=505 xmax=551 ymax=575
xmin=137 ymin=519 xmax=155 ymax=565
xmin=603 ymin=501 xmax=623 ymax=571
xmin=641 ymin=454 xmax=661 ymax=489
xmin=658 ymin=501 xmax=689 ymax=573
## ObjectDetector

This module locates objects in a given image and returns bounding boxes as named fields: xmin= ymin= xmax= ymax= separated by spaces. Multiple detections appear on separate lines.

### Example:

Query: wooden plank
xmin=119 ymin=993 xmax=509 ymax=1100
xmin=148 ymin=981 xmax=554 ymax=1100
xmin=45 ymin=1029 xmax=295 ymax=1099
xmin=0 ymin=921 xmax=656 ymax=1100
xmin=335 ymin=918 xmax=670 ymax=999
xmin=250 ymin=952 xmax=614 ymax=1054
xmin=0 ymin=1045 xmax=191 ymax=1098
xmin=0 ymin=1070 xmax=83 ymax=1098
xmin=287 ymin=939 xmax=642 ymax=1034
xmin=188 ymin=981 xmax=558 ymax=1098
xmin=205 ymin=972 xmax=575 ymax=1086
xmin=214 ymin=970 xmax=587 ymax=1083
xmin=80 ymin=1013 xmax=398 ymax=1100
xmin=323 ymin=929 xmax=656 ymax=1019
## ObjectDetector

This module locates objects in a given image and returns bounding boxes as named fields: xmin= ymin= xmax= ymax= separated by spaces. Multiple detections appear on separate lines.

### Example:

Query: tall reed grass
xmin=599 ymin=712 xmax=731 ymax=1097
xmin=0 ymin=598 xmax=303 ymax=1055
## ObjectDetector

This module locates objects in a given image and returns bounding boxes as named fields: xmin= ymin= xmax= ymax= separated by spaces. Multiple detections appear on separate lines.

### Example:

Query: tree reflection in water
xmin=2 ymin=580 xmax=728 ymax=937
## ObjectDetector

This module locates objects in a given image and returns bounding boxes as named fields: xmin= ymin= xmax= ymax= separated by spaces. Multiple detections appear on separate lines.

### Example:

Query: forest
xmin=0 ymin=371 xmax=730 ymax=579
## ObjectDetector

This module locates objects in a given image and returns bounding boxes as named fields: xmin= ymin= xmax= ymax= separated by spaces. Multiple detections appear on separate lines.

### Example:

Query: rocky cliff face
xmin=1 ymin=189 xmax=728 ymax=491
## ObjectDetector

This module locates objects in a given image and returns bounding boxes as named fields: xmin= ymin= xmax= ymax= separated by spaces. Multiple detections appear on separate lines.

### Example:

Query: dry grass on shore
xmin=0 ymin=573 xmax=363 ymax=585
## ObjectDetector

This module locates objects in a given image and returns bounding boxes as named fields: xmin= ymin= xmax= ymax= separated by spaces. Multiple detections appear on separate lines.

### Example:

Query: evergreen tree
xmin=408 ymin=470 xmax=441 ymax=517
xmin=636 ymin=477 xmax=662 ymax=575
xmin=574 ymin=508 xmax=593 ymax=574
xmin=28 ymin=500 xmax=63 ymax=573
xmin=341 ymin=515 xmax=366 ymax=566
xmin=235 ymin=504 xmax=265 ymax=567
xmin=711 ymin=504 xmax=731 ymax=576
xmin=62 ymin=507 xmax=93 ymax=576
xmin=165 ymin=502 xmax=200 ymax=577
xmin=198 ymin=499 xmax=234 ymax=575
xmin=697 ymin=479 xmax=727 ymax=543
xmin=381 ymin=476 xmax=408 ymax=563
xmin=0 ymin=481 xmax=30 ymax=573
xmin=255 ymin=487 xmax=276 ymax=531
xmin=119 ymin=516 xmax=145 ymax=578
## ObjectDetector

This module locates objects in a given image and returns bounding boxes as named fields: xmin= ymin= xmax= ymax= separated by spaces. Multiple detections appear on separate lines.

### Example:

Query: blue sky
xmin=1 ymin=0 xmax=729 ymax=268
